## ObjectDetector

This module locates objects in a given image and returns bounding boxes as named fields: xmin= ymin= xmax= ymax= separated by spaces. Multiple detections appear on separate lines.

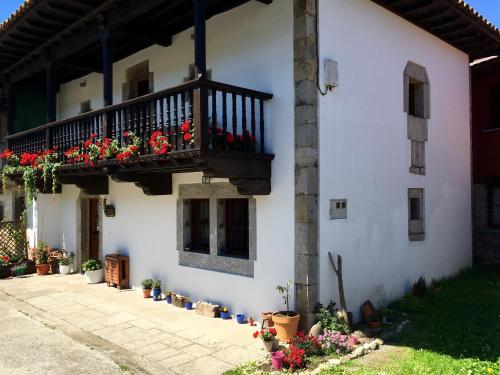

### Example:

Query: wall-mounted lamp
xmin=324 ymin=59 xmax=339 ymax=92
xmin=103 ymin=198 xmax=115 ymax=217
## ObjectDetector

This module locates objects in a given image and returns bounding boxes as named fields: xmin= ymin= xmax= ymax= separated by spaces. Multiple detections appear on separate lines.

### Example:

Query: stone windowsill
xmin=178 ymin=250 xmax=254 ymax=277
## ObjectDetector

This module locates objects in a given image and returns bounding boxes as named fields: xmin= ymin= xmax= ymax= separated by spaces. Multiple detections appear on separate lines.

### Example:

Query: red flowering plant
xmin=116 ymin=131 xmax=142 ymax=161
xmin=0 ymin=255 xmax=11 ymax=267
xmin=149 ymin=131 xmax=170 ymax=155
xmin=65 ymin=146 xmax=81 ymax=164
xmin=289 ymin=331 xmax=323 ymax=356
xmin=180 ymin=119 xmax=194 ymax=145
xmin=283 ymin=345 xmax=306 ymax=371
xmin=235 ymin=130 xmax=256 ymax=152
xmin=81 ymin=133 xmax=101 ymax=167
xmin=253 ymin=328 xmax=278 ymax=342
xmin=1 ymin=149 xmax=19 ymax=166
xmin=99 ymin=137 xmax=119 ymax=160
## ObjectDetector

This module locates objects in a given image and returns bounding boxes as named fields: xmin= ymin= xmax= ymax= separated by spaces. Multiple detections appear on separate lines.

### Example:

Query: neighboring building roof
xmin=371 ymin=0 xmax=500 ymax=60
xmin=0 ymin=0 xmax=38 ymax=32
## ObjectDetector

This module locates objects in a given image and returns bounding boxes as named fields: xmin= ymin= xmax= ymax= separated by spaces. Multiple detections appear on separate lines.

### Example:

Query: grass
xmin=225 ymin=266 xmax=500 ymax=375
xmin=320 ymin=266 xmax=500 ymax=374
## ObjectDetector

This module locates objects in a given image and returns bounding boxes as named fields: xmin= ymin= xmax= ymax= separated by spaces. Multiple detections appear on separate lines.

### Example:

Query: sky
xmin=0 ymin=0 xmax=498 ymax=28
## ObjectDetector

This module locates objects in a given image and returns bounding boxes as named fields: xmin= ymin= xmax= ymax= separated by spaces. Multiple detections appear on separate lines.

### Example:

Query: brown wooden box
xmin=104 ymin=254 xmax=129 ymax=290
xmin=172 ymin=293 xmax=188 ymax=308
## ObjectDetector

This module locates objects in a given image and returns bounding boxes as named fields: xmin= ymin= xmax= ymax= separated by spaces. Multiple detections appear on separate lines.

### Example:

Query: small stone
xmin=328 ymin=359 xmax=341 ymax=366
xmin=363 ymin=343 xmax=371 ymax=350
xmin=350 ymin=346 xmax=366 ymax=358
xmin=368 ymin=340 xmax=379 ymax=351
xmin=309 ymin=323 xmax=322 ymax=338
xmin=374 ymin=338 xmax=384 ymax=346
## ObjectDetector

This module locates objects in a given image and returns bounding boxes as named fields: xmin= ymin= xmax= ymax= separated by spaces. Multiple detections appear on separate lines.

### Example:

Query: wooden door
xmin=89 ymin=199 xmax=99 ymax=260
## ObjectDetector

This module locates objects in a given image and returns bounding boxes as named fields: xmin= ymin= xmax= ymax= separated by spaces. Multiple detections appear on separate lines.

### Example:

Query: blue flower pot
xmin=220 ymin=311 xmax=230 ymax=320
xmin=166 ymin=295 xmax=172 ymax=304
xmin=236 ymin=314 xmax=245 ymax=324
xmin=185 ymin=302 xmax=193 ymax=310
xmin=152 ymin=288 xmax=161 ymax=301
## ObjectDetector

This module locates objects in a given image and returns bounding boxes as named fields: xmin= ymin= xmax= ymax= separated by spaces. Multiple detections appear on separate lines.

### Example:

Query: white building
xmin=1 ymin=0 xmax=499 ymax=327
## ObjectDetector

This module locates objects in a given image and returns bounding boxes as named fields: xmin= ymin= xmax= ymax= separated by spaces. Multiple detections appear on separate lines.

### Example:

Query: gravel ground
xmin=0 ymin=298 xmax=126 ymax=375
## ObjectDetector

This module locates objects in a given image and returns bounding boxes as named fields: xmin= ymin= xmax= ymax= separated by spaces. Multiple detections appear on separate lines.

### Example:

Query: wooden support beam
xmin=99 ymin=26 xmax=113 ymax=107
xmin=193 ymin=0 xmax=207 ymax=78
xmin=6 ymin=83 xmax=14 ymax=135
xmin=45 ymin=62 xmax=57 ymax=123
xmin=57 ymin=174 xmax=109 ymax=195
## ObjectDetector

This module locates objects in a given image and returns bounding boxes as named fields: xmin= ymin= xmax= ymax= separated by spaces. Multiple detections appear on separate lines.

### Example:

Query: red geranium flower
xmin=183 ymin=132 xmax=191 ymax=141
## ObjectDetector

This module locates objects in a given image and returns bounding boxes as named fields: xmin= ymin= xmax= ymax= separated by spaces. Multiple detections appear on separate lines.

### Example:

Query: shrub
xmin=59 ymin=257 xmax=72 ymax=266
xmin=0 ymin=255 xmax=10 ymax=267
xmin=12 ymin=263 xmax=27 ymax=277
xmin=253 ymin=328 xmax=277 ymax=342
xmin=82 ymin=259 xmax=102 ymax=271
xmin=36 ymin=242 xmax=49 ymax=265
xmin=289 ymin=332 xmax=323 ymax=356
xmin=412 ymin=276 xmax=427 ymax=297
xmin=141 ymin=279 xmax=153 ymax=289
xmin=314 ymin=301 xmax=351 ymax=334
xmin=319 ymin=330 xmax=355 ymax=355
xmin=389 ymin=294 xmax=423 ymax=312
xmin=152 ymin=280 xmax=161 ymax=289
xmin=283 ymin=345 xmax=306 ymax=371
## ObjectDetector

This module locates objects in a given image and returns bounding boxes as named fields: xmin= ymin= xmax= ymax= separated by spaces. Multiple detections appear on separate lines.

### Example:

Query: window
xmin=80 ymin=100 xmax=92 ymax=114
xmin=122 ymin=60 xmax=154 ymax=101
xmin=14 ymin=197 xmax=25 ymax=221
xmin=177 ymin=183 xmax=256 ymax=277
xmin=220 ymin=199 xmax=249 ymax=259
xmin=493 ymin=84 xmax=500 ymax=128
xmin=187 ymin=199 xmax=210 ymax=254
xmin=408 ymin=188 xmax=425 ymax=241
xmin=489 ymin=187 xmax=500 ymax=228
xmin=404 ymin=62 xmax=430 ymax=175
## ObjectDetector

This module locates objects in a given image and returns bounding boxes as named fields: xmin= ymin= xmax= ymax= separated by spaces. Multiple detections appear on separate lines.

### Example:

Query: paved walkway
xmin=0 ymin=274 xmax=264 ymax=375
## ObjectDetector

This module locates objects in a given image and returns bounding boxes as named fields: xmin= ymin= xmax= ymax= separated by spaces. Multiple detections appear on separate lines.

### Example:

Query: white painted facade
xmin=24 ymin=0 xmax=472 ymax=321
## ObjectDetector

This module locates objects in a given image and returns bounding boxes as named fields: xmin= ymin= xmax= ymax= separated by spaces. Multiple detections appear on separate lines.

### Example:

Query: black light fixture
xmin=103 ymin=198 xmax=115 ymax=217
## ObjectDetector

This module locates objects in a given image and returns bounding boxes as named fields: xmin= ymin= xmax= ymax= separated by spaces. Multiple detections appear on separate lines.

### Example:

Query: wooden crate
xmin=104 ymin=254 xmax=129 ymax=289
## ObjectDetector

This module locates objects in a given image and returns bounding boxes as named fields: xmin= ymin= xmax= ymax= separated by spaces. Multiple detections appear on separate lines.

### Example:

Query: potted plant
xmin=236 ymin=314 xmax=246 ymax=324
xmin=185 ymin=298 xmax=193 ymax=310
xmin=59 ymin=256 xmax=73 ymax=275
xmin=165 ymin=291 xmax=172 ymax=304
xmin=273 ymin=280 xmax=300 ymax=341
xmin=141 ymin=279 xmax=153 ymax=298
xmin=253 ymin=328 xmax=278 ymax=352
xmin=82 ymin=259 xmax=104 ymax=284
xmin=11 ymin=263 xmax=27 ymax=277
xmin=220 ymin=306 xmax=230 ymax=320
xmin=248 ymin=317 xmax=255 ymax=326
xmin=0 ymin=255 xmax=11 ymax=279
xmin=35 ymin=242 xmax=50 ymax=276
xmin=152 ymin=280 xmax=162 ymax=301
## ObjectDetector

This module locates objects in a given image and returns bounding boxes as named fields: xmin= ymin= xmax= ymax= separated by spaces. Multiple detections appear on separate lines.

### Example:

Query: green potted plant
xmin=253 ymin=328 xmax=278 ymax=352
xmin=59 ymin=255 xmax=73 ymax=275
xmin=141 ymin=279 xmax=153 ymax=298
xmin=165 ymin=290 xmax=172 ymax=304
xmin=35 ymin=242 xmax=50 ymax=276
xmin=152 ymin=280 xmax=162 ymax=301
xmin=82 ymin=259 xmax=103 ymax=284
xmin=11 ymin=263 xmax=27 ymax=277
xmin=185 ymin=298 xmax=193 ymax=310
xmin=220 ymin=306 xmax=230 ymax=319
xmin=273 ymin=280 xmax=300 ymax=341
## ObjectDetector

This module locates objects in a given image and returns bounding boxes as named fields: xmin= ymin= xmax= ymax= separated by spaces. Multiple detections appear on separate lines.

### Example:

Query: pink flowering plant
xmin=318 ymin=330 xmax=358 ymax=355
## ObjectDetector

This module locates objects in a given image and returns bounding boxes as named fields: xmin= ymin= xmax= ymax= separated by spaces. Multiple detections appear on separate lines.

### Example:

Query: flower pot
xmin=84 ymin=268 xmax=104 ymax=284
xmin=263 ymin=340 xmax=277 ymax=353
xmin=272 ymin=312 xmax=300 ymax=341
xmin=0 ymin=265 xmax=11 ymax=279
xmin=36 ymin=264 xmax=50 ymax=276
xmin=248 ymin=318 xmax=255 ymax=326
xmin=271 ymin=351 xmax=285 ymax=370
xmin=220 ymin=311 xmax=230 ymax=320
xmin=185 ymin=302 xmax=193 ymax=310
xmin=59 ymin=265 xmax=71 ymax=275
xmin=152 ymin=288 xmax=161 ymax=301
xmin=143 ymin=288 xmax=151 ymax=298
xmin=262 ymin=312 xmax=274 ymax=327
xmin=236 ymin=314 xmax=245 ymax=324
xmin=166 ymin=295 xmax=172 ymax=304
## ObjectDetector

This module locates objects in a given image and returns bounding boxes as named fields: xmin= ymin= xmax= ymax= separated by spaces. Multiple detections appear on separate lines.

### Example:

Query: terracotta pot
xmin=272 ymin=312 xmax=300 ymax=341
xmin=143 ymin=288 xmax=151 ymax=298
xmin=35 ymin=264 xmax=50 ymax=276
xmin=262 ymin=312 xmax=274 ymax=327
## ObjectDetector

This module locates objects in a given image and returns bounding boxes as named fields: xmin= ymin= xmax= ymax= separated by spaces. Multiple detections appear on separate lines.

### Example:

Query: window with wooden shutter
xmin=187 ymin=199 xmax=210 ymax=254
xmin=220 ymin=199 xmax=249 ymax=259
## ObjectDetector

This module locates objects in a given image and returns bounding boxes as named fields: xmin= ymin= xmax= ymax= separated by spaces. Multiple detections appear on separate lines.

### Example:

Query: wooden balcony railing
xmin=6 ymin=79 xmax=273 ymax=160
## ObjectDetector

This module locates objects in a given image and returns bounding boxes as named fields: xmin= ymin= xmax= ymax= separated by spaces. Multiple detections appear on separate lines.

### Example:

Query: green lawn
xmin=320 ymin=266 xmax=500 ymax=375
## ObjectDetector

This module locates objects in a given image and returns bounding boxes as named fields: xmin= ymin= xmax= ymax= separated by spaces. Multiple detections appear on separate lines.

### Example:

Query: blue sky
xmin=0 ymin=0 xmax=499 ymax=28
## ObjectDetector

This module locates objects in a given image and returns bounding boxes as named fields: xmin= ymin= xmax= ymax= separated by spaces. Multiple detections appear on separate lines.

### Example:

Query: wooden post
xmin=193 ymin=0 xmax=207 ymax=79
xmin=100 ymin=27 xmax=113 ymax=107
xmin=328 ymin=252 xmax=348 ymax=321
xmin=45 ymin=62 xmax=57 ymax=123
xmin=192 ymin=84 xmax=209 ymax=152
xmin=5 ymin=82 xmax=14 ymax=136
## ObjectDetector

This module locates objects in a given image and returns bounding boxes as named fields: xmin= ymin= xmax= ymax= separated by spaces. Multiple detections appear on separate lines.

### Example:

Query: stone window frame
xmin=177 ymin=182 xmax=256 ymax=277
xmin=122 ymin=60 xmax=154 ymax=101
xmin=404 ymin=62 xmax=430 ymax=176
xmin=408 ymin=188 xmax=425 ymax=241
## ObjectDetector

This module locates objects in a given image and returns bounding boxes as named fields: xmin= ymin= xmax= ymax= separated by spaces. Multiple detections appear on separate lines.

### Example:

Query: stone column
xmin=294 ymin=0 xmax=319 ymax=330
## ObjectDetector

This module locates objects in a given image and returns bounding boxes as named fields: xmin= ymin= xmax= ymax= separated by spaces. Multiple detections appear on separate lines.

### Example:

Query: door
xmin=88 ymin=199 xmax=100 ymax=260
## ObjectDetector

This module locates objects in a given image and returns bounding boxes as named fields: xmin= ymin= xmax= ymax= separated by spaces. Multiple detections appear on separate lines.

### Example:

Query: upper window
xmin=404 ymin=62 xmax=430 ymax=119
xmin=489 ymin=187 xmax=500 ymax=228
xmin=408 ymin=80 xmax=424 ymax=118
xmin=122 ymin=60 xmax=154 ymax=101
xmin=493 ymin=84 xmax=500 ymax=128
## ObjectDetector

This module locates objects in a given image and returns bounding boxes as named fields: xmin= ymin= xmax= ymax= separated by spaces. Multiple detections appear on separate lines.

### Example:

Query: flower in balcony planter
xmin=100 ymin=138 xmax=119 ymax=160
xmin=1 ymin=149 xmax=19 ymax=166
xmin=117 ymin=132 xmax=142 ymax=161
xmin=149 ymin=131 xmax=170 ymax=155
xmin=65 ymin=147 xmax=81 ymax=164
xmin=180 ymin=119 xmax=195 ymax=145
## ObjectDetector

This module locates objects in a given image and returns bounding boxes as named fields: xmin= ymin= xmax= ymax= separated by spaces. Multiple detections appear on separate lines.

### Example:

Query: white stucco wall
xmin=48 ymin=0 xmax=295 ymax=319
xmin=318 ymin=0 xmax=472 ymax=317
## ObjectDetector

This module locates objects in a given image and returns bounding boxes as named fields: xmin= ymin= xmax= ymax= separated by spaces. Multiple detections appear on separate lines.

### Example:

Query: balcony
xmin=5 ymin=79 xmax=274 ymax=196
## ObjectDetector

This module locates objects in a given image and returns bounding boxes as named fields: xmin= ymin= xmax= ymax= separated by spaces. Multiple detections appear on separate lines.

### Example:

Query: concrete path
xmin=0 ymin=297 xmax=125 ymax=375
xmin=0 ymin=274 xmax=264 ymax=375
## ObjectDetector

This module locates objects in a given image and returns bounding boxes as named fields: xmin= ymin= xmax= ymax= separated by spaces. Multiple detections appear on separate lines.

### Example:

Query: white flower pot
xmin=59 ymin=265 xmax=71 ymax=275
xmin=85 ymin=268 xmax=104 ymax=284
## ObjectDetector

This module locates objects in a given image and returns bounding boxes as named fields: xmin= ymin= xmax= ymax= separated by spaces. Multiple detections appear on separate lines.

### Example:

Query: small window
xmin=80 ymin=100 xmax=92 ymax=114
xmin=220 ymin=199 xmax=249 ymax=259
xmin=408 ymin=188 xmax=424 ymax=241
xmin=489 ymin=187 xmax=500 ymax=228
xmin=408 ymin=80 xmax=424 ymax=118
xmin=14 ymin=197 xmax=25 ymax=221
xmin=187 ymin=199 xmax=210 ymax=254
xmin=122 ymin=60 xmax=153 ymax=101
xmin=493 ymin=84 xmax=500 ymax=128
xmin=137 ymin=79 xmax=150 ymax=97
